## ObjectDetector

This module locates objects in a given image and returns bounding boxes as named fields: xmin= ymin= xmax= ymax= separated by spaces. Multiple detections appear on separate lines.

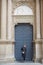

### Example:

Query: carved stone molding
xmin=13 ymin=0 xmax=35 ymax=2
xmin=12 ymin=0 xmax=35 ymax=14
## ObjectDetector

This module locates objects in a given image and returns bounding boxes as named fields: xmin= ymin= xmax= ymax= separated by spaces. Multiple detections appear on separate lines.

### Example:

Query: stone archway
xmin=10 ymin=0 xmax=42 ymax=62
xmin=12 ymin=3 xmax=35 ymax=61
xmin=14 ymin=5 xmax=34 ymax=15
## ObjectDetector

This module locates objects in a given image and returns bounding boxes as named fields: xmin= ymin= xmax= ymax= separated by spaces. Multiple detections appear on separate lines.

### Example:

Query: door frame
xmin=14 ymin=23 xmax=35 ymax=61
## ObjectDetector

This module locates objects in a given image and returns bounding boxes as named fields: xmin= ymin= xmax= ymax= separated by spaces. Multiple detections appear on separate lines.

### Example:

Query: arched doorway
xmin=13 ymin=5 xmax=34 ymax=61
xmin=15 ymin=23 xmax=33 ymax=61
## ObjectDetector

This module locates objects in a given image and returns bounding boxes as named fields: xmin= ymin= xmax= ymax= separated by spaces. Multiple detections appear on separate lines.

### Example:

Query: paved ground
xmin=0 ymin=63 xmax=42 ymax=65
xmin=0 ymin=61 xmax=43 ymax=65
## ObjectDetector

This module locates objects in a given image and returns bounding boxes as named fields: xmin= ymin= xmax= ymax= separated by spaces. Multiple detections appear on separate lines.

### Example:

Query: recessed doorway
xmin=15 ymin=23 xmax=33 ymax=61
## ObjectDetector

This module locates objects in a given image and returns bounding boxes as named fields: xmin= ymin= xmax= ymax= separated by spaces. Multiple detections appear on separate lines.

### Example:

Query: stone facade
xmin=40 ymin=0 xmax=43 ymax=63
xmin=0 ymin=0 xmax=43 ymax=63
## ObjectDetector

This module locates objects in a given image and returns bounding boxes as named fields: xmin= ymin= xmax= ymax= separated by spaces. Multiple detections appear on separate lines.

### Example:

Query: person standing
xmin=21 ymin=44 xmax=26 ymax=61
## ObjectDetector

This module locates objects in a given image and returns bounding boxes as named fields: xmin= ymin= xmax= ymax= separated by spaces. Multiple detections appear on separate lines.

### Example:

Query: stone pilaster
xmin=36 ymin=0 xmax=40 ymax=38
xmin=5 ymin=0 xmax=14 ymax=61
xmin=0 ymin=0 xmax=1 ymax=38
xmin=41 ymin=0 xmax=43 ymax=63
xmin=35 ymin=0 xmax=42 ymax=62
xmin=8 ymin=0 xmax=12 ymax=40
xmin=1 ymin=0 xmax=7 ymax=39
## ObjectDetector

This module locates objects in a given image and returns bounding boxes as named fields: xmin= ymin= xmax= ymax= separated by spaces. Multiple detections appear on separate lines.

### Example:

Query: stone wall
xmin=0 ymin=0 xmax=1 ymax=38
xmin=41 ymin=0 xmax=43 ymax=63
xmin=41 ymin=0 xmax=43 ymax=38
xmin=0 ymin=0 xmax=43 ymax=63
xmin=0 ymin=41 xmax=14 ymax=61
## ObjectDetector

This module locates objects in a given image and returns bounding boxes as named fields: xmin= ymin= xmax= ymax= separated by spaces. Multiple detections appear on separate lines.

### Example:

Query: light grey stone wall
xmin=0 ymin=0 xmax=1 ymax=38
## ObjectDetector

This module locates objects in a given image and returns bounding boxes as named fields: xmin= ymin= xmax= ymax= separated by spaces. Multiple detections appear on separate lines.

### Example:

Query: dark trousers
xmin=22 ymin=54 xmax=26 ymax=60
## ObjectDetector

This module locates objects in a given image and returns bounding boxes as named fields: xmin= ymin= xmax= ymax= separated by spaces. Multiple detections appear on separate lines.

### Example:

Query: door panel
xmin=15 ymin=24 xmax=33 ymax=61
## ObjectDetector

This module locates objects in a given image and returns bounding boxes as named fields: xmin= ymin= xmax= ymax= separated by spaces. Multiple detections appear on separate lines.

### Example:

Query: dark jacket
xmin=21 ymin=47 xmax=26 ymax=55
